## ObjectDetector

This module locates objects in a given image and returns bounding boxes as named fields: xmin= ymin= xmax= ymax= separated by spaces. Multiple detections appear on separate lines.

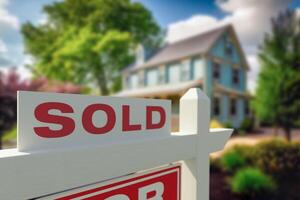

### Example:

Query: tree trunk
xmin=97 ymin=76 xmax=109 ymax=96
xmin=284 ymin=126 xmax=292 ymax=142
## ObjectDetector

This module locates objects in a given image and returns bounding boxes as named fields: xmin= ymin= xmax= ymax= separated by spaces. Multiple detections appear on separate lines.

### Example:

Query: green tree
xmin=253 ymin=10 xmax=300 ymax=141
xmin=22 ymin=0 xmax=161 ymax=95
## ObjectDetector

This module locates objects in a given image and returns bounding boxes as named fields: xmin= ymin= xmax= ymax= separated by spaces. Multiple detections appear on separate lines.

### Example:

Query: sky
xmin=0 ymin=0 xmax=299 ymax=92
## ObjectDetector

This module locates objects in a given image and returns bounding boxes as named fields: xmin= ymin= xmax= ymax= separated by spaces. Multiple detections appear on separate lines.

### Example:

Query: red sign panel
xmin=44 ymin=165 xmax=180 ymax=200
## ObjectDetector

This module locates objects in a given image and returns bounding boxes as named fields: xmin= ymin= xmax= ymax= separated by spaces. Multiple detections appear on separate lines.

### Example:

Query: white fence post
xmin=179 ymin=88 xmax=233 ymax=200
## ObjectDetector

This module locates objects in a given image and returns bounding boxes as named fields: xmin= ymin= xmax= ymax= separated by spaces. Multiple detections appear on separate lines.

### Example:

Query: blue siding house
xmin=117 ymin=25 xmax=251 ymax=128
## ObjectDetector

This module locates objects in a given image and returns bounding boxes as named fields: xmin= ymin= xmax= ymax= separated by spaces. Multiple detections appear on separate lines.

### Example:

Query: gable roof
xmin=124 ymin=24 xmax=249 ymax=72
xmin=144 ymin=25 xmax=228 ymax=67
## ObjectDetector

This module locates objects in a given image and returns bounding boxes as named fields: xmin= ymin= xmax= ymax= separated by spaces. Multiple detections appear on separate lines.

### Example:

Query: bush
xmin=227 ymin=145 xmax=255 ymax=165
xmin=223 ymin=121 xmax=233 ymax=128
xmin=221 ymin=140 xmax=300 ymax=178
xmin=210 ymin=119 xmax=224 ymax=128
xmin=252 ymin=140 xmax=300 ymax=179
xmin=2 ymin=126 xmax=17 ymax=142
xmin=220 ymin=150 xmax=246 ymax=172
xmin=231 ymin=167 xmax=276 ymax=198
xmin=240 ymin=118 xmax=254 ymax=132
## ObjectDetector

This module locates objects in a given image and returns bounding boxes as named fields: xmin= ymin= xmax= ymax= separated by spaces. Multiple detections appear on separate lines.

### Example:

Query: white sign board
xmin=0 ymin=88 xmax=233 ymax=200
xmin=18 ymin=91 xmax=170 ymax=152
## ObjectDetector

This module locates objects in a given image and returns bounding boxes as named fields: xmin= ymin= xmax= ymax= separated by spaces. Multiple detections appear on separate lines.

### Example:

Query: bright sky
xmin=0 ymin=0 xmax=299 ymax=92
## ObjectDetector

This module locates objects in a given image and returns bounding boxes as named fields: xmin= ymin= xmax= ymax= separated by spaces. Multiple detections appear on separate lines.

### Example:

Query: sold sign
xmin=39 ymin=165 xmax=180 ymax=200
xmin=18 ymin=91 xmax=171 ymax=152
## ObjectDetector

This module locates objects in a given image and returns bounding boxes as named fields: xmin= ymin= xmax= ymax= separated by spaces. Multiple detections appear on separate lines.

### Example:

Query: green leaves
xmin=253 ymin=10 xmax=300 ymax=138
xmin=21 ymin=0 xmax=161 ymax=95
xmin=231 ymin=167 xmax=276 ymax=197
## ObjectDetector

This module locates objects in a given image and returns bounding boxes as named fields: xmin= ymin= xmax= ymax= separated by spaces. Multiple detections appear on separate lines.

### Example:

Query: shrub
xmin=210 ymin=119 xmax=224 ymax=128
xmin=240 ymin=118 xmax=254 ymax=132
xmin=223 ymin=140 xmax=300 ymax=178
xmin=220 ymin=150 xmax=246 ymax=172
xmin=223 ymin=121 xmax=233 ymax=128
xmin=3 ymin=126 xmax=17 ymax=142
xmin=252 ymin=140 xmax=300 ymax=179
xmin=227 ymin=145 xmax=255 ymax=165
xmin=231 ymin=168 xmax=276 ymax=198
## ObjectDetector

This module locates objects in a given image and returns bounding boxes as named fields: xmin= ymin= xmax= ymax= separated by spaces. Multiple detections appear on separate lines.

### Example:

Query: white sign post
xmin=0 ymin=88 xmax=232 ymax=200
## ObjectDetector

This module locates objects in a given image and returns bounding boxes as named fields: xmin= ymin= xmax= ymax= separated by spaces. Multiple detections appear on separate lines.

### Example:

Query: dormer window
xmin=225 ymin=37 xmax=233 ymax=56
xmin=213 ymin=61 xmax=220 ymax=80
xmin=135 ymin=44 xmax=145 ymax=65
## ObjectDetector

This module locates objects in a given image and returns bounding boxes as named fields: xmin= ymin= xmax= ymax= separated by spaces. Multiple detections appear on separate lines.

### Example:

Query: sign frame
xmin=38 ymin=164 xmax=181 ymax=200
xmin=0 ymin=88 xmax=233 ymax=200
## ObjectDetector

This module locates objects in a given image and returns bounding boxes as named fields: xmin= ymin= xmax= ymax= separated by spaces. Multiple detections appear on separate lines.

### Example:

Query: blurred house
xmin=117 ymin=24 xmax=251 ymax=128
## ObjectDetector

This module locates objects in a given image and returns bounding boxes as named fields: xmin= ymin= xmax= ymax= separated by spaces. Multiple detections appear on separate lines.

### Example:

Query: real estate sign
xmin=0 ymin=88 xmax=232 ymax=200
xmin=39 ymin=165 xmax=181 ymax=200
xmin=18 ymin=91 xmax=170 ymax=152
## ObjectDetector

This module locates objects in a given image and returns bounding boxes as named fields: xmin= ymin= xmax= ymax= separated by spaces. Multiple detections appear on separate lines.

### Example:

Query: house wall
xmin=124 ymin=56 xmax=206 ymax=90
xmin=190 ymin=57 xmax=205 ymax=80
xmin=212 ymin=94 xmax=246 ymax=128
xmin=220 ymin=94 xmax=229 ymax=123
xmin=121 ymin=30 xmax=249 ymax=128
xmin=211 ymin=33 xmax=241 ymax=65
xmin=207 ymin=32 xmax=248 ymax=127
xmin=204 ymin=58 xmax=213 ymax=96
xmin=208 ymin=33 xmax=246 ymax=92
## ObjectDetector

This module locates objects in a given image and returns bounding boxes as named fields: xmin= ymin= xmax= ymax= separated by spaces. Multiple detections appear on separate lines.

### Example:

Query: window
xmin=193 ymin=58 xmax=204 ymax=80
xmin=232 ymin=68 xmax=240 ymax=85
xmin=158 ymin=70 xmax=165 ymax=84
xmin=181 ymin=62 xmax=190 ymax=81
xmin=167 ymin=63 xmax=181 ymax=84
xmin=225 ymin=38 xmax=233 ymax=56
xmin=213 ymin=97 xmax=220 ymax=116
xmin=230 ymin=98 xmax=237 ymax=116
xmin=213 ymin=62 xmax=220 ymax=80
xmin=146 ymin=68 xmax=159 ymax=86
xmin=129 ymin=73 xmax=139 ymax=89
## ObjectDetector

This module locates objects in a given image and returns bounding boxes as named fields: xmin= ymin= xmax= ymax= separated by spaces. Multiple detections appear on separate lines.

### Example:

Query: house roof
xmin=144 ymin=25 xmax=228 ymax=67
xmin=124 ymin=25 xmax=231 ymax=72
xmin=116 ymin=79 xmax=203 ymax=98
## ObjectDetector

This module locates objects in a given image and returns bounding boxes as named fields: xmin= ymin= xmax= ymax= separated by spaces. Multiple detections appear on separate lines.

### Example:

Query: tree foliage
xmin=0 ymin=68 xmax=82 ymax=148
xmin=22 ymin=0 xmax=161 ymax=94
xmin=253 ymin=10 xmax=300 ymax=140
